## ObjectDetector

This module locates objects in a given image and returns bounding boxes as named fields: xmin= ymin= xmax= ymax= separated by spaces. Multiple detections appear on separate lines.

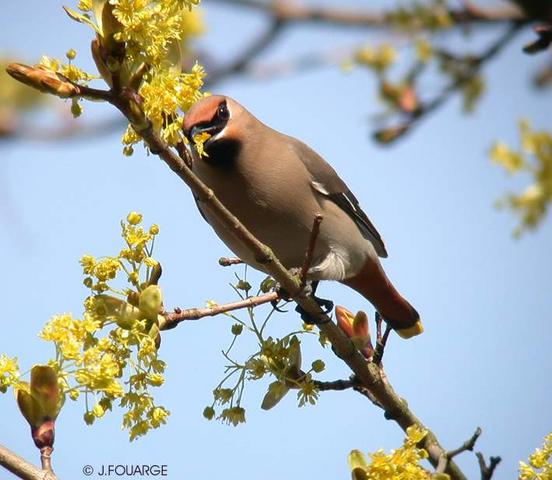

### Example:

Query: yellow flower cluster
xmin=37 ymin=52 xmax=95 ymax=118
xmin=385 ymin=0 xmax=453 ymax=32
xmin=72 ymin=0 xmax=206 ymax=153
xmin=519 ymin=433 xmax=552 ymax=480
xmin=355 ymin=44 xmax=397 ymax=74
xmin=7 ymin=213 xmax=168 ymax=440
xmin=490 ymin=120 xmax=552 ymax=236
xmin=0 ymin=354 xmax=20 ymax=393
xmin=109 ymin=0 xmax=202 ymax=64
xmin=349 ymin=425 xmax=433 ymax=480
xmin=81 ymin=211 xmax=160 ymax=293
xmin=39 ymin=54 xmax=95 ymax=85
xmin=122 ymin=62 xmax=205 ymax=150
xmin=204 ymin=274 xmax=325 ymax=424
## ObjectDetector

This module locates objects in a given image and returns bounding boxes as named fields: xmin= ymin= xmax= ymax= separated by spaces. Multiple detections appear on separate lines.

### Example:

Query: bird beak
xmin=189 ymin=125 xmax=203 ymax=142
xmin=187 ymin=124 xmax=218 ymax=146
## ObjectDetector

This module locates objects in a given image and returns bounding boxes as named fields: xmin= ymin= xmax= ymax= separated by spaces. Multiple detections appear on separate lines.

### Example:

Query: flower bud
xmin=16 ymin=365 xmax=62 ymax=450
xmin=139 ymin=285 xmax=163 ymax=321
xmin=71 ymin=98 xmax=82 ymax=118
xmin=6 ymin=63 xmax=79 ymax=98
xmin=92 ymin=403 xmax=105 ymax=418
xmin=311 ymin=359 xmax=325 ymax=373
xmin=203 ymin=406 xmax=215 ymax=420
xmin=126 ymin=212 xmax=142 ymax=225
xmin=84 ymin=411 xmax=95 ymax=425
xmin=231 ymin=324 xmax=243 ymax=336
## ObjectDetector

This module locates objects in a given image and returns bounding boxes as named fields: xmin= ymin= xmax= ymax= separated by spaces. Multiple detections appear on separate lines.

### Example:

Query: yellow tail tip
xmin=396 ymin=319 xmax=424 ymax=339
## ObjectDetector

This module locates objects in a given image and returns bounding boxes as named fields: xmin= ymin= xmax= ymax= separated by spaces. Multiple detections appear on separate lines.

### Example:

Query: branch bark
xmin=161 ymin=292 xmax=278 ymax=329
xmin=210 ymin=0 xmax=525 ymax=27
xmin=0 ymin=443 xmax=56 ymax=480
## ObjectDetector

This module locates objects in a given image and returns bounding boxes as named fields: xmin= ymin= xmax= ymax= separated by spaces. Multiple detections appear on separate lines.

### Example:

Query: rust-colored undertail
xmin=341 ymin=260 xmax=423 ymax=339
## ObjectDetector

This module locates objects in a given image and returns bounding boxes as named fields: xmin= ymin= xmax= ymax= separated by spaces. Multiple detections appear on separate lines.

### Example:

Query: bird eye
xmin=217 ymin=102 xmax=229 ymax=121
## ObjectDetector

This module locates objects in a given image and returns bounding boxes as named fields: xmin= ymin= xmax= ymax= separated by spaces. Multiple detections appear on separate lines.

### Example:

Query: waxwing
xmin=183 ymin=95 xmax=422 ymax=338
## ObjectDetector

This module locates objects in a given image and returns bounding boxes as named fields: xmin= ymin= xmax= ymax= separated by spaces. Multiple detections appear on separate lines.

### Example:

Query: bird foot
xmin=272 ymin=277 xmax=332 ymax=324
xmin=294 ymin=295 xmax=334 ymax=325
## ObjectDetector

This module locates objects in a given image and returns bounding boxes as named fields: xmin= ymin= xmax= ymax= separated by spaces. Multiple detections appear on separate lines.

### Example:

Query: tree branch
xmin=205 ymin=19 xmax=286 ymax=86
xmin=161 ymin=292 xmax=278 ymax=329
xmin=209 ymin=0 xmax=524 ymax=27
xmin=314 ymin=378 xmax=354 ymax=391
xmin=476 ymin=452 xmax=502 ymax=480
xmin=375 ymin=21 xmax=526 ymax=144
xmin=218 ymin=256 xmax=243 ymax=266
xmin=300 ymin=214 xmax=323 ymax=285
xmin=436 ymin=427 xmax=482 ymax=473
xmin=0 ymin=443 xmax=56 ymax=480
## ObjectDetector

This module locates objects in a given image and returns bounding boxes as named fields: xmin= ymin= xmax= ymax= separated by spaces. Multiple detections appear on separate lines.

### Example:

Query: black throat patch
xmin=204 ymin=138 xmax=242 ymax=169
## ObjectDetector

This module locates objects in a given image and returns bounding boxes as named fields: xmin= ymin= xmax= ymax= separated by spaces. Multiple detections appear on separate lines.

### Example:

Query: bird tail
xmin=342 ymin=260 xmax=423 ymax=339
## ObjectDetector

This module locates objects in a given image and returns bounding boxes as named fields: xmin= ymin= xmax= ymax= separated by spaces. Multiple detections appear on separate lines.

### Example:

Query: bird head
xmin=183 ymin=95 xmax=239 ymax=156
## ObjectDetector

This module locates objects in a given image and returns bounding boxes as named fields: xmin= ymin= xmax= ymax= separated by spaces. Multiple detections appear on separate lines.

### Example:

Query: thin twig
xmin=205 ymin=19 xmax=285 ymax=86
xmin=0 ymin=443 xmax=56 ymax=480
xmin=161 ymin=292 xmax=278 ymax=329
xmin=376 ymin=21 xmax=525 ymax=144
xmin=210 ymin=0 xmax=524 ymax=27
xmin=314 ymin=378 xmax=354 ymax=391
xmin=437 ymin=427 xmax=482 ymax=473
xmin=372 ymin=312 xmax=391 ymax=365
xmin=476 ymin=452 xmax=502 ymax=480
xmin=300 ymin=214 xmax=323 ymax=286
xmin=219 ymin=257 xmax=243 ymax=267
xmin=39 ymin=447 xmax=53 ymax=473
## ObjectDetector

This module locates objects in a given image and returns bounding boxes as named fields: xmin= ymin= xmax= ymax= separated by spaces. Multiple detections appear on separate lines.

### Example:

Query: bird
xmin=182 ymin=95 xmax=422 ymax=339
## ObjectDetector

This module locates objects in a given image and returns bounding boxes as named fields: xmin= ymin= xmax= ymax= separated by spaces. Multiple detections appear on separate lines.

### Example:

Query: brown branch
xmin=476 ymin=452 xmax=502 ymax=480
xmin=300 ymin=214 xmax=323 ymax=285
xmin=375 ymin=21 xmax=526 ymax=144
xmin=0 ymin=443 xmax=56 ymax=480
xmin=8 ymin=64 xmax=468 ymax=480
xmin=372 ymin=313 xmax=392 ymax=365
xmin=218 ymin=257 xmax=243 ymax=266
xmin=314 ymin=378 xmax=354 ymax=391
xmin=39 ymin=448 xmax=53 ymax=474
xmin=205 ymin=19 xmax=286 ymax=86
xmin=437 ymin=427 xmax=482 ymax=473
xmin=161 ymin=292 xmax=278 ymax=329
xmin=210 ymin=0 xmax=524 ymax=27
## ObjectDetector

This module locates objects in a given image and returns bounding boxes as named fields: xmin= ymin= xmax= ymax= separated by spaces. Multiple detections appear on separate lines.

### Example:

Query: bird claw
xmin=274 ymin=277 xmax=331 ymax=324
xmin=294 ymin=295 xmax=334 ymax=325
xmin=270 ymin=298 xmax=288 ymax=313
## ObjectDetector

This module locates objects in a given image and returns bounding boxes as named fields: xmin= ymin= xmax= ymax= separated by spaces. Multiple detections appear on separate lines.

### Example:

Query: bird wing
xmin=289 ymin=137 xmax=388 ymax=258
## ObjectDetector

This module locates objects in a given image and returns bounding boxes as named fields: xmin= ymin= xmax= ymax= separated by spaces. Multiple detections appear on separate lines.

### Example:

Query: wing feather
xmin=290 ymin=137 xmax=388 ymax=258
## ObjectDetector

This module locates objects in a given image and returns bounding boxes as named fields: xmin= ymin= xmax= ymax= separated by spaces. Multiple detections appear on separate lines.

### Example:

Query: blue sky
xmin=1 ymin=1 xmax=551 ymax=479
